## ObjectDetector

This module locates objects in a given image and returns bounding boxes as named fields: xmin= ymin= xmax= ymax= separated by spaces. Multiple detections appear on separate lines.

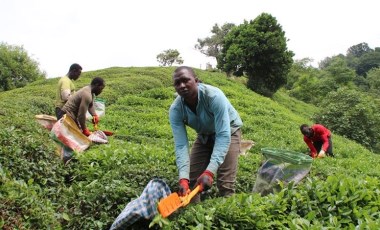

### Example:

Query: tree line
xmin=287 ymin=45 xmax=380 ymax=152
xmin=156 ymin=12 xmax=380 ymax=152
xmin=194 ymin=14 xmax=380 ymax=152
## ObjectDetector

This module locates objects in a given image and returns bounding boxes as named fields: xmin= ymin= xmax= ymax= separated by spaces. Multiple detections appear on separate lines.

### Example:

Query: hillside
xmin=0 ymin=67 xmax=379 ymax=229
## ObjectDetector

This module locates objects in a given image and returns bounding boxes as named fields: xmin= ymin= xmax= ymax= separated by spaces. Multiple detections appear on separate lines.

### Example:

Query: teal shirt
xmin=169 ymin=83 xmax=243 ymax=180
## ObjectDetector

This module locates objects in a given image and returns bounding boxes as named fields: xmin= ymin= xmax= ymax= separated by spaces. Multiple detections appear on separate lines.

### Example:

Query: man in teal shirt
xmin=169 ymin=66 xmax=243 ymax=202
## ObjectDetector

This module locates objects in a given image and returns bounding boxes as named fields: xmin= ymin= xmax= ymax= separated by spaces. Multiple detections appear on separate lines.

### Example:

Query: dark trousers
xmin=55 ymin=107 xmax=65 ymax=120
xmin=189 ymin=129 xmax=241 ymax=202
xmin=313 ymin=136 xmax=334 ymax=157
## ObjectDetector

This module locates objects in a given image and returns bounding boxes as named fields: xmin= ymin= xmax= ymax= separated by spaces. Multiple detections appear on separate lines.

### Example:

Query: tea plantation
xmin=0 ymin=67 xmax=379 ymax=229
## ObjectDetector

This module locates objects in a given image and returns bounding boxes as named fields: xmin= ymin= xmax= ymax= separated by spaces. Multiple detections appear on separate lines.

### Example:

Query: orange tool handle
xmin=180 ymin=185 xmax=200 ymax=207
xmin=157 ymin=185 xmax=201 ymax=218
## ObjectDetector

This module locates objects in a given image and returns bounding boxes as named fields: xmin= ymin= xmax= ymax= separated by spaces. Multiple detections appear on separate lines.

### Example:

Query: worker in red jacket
xmin=300 ymin=124 xmax=334 ymax=158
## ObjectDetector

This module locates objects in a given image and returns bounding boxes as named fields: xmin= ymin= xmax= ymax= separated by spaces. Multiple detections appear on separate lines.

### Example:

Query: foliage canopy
xmin=0 ymin=42 xmax=45 ymax=91
xmin=218 ymin=13 xmax=294 ymax=97
xmin=156 ymin=49 xmax=184 ymax=67
xmin=194 ymin=23 xmax=236 ymax=66
xmin=314 ymin=87 xmax=380 ymax=152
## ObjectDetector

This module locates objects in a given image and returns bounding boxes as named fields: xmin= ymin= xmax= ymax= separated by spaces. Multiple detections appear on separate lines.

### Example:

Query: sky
xmin=1 ymin=0 xmax=379 ymax=78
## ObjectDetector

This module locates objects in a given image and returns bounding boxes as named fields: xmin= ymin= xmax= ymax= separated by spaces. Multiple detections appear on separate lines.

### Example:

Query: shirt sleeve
xmin=315 ymin=125 xmax=330 ymax=151
xmin=169 ymin=103 xmax=190 ymax=180
xmin=321 ymin=136 xmax=329 ymax=151
xmin=61 ymin=78 xmax=71 ymax=90
xmin=304 ymin=136 xmax=317 ymax=153
xmin=206 ymin=92 xmax=231 ymax=175
xmin=60 ymin=78 xmax=73 ymax=102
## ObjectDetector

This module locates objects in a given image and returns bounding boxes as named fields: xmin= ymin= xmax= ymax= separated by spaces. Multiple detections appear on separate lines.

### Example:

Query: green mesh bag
xmin=252 ymin=147 xmax=313 ymax=196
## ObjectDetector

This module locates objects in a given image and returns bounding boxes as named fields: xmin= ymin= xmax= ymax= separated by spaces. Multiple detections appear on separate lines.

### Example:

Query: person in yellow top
xmin=55 ymin=63 xmax=82 ymax=119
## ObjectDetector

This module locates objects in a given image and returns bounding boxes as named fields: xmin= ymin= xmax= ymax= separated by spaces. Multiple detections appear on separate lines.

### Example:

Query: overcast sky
xmin=1 ymin=0 xmax=379 ymax=78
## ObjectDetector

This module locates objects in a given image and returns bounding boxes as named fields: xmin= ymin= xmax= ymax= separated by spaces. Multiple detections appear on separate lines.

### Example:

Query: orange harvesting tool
xmin=157 ymin=185 xmax=200 ymax=218
xmin=93 ymin=123 xmax=114 ymax=136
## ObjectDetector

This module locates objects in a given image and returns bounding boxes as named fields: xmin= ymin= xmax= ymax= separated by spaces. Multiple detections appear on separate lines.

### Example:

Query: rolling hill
xmin=0 ymin=67 xmax=379 ymax=229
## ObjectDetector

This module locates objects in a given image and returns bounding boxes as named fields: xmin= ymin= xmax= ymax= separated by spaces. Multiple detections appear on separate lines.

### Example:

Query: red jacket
xmin=303 ymin=124 xmax=331 ymax=153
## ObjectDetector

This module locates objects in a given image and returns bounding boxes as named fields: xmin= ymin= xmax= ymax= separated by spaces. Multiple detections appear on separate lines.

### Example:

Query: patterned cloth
xmin=109 ymin=178 xmax=172 ymax=230
xmin=88 ymin=130 xmax=108 ymax=144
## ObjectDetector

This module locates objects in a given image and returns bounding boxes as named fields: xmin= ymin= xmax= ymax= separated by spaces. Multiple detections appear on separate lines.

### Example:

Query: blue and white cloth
xmin=109 ymin=178 xmax=172 ymax=230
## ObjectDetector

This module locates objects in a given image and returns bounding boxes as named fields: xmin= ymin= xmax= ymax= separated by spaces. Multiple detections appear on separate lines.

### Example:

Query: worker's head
xmin=300 ymin=124 xmax=313 ymax=138
xmin=172 ymin=66 xmax=199 ymax=101
xmin=91 ymin=77 xmax=105 ymax=96
xmin=68 ymin=63 xmax=82 ymax=80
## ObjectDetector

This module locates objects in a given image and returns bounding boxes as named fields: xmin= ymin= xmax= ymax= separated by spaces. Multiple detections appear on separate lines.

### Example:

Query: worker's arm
xmin=304 ymin=136 xmax=317 ymax=154
xmin=88 ymin=100 xmax=96 ymax=117
xmin=61 ymin=89 xmax=72 ymax=102
xmin=207 ymin=94 xmax=231 ymax=175
xmin=77 ymin=95 xmax=92 ymax=131
xmin=60 ymin=79 xmax=74 ymax=102
xmin=169 ymin=103 xmax=190 ymax=181
xmin=320 ymin=134 xmax=330 ymax=151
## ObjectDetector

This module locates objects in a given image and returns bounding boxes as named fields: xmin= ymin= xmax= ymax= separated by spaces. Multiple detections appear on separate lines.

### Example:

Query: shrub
xmin=314 ymin=87 xmax=380 ymax=152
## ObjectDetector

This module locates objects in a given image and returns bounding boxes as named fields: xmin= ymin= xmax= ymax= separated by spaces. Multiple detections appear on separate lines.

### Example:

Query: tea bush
xmin=0 ymin=66 xmax=379 ymax=229
xmin=167 ymin=176 xmax=380 ymax=229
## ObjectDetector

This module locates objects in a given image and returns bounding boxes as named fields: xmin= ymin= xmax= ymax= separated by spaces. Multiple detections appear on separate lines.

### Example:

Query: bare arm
xmin=77 ymin=96 xmax=91 ymax=130
xmin=88 ymin=101 xmax=96 ymax=117
xmin=61 ymin=89 xmax=72 ymax=102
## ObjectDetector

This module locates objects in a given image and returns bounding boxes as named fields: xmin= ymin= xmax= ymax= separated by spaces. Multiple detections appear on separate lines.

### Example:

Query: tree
xmin=156 ymin=49 xmax=184 ymax=67
xmin=194 ymin=23 xmax=235 ymax=65
xmin=0 ymin=42 xmax=45 ymax=91
xmin=286 ymin=58 xmax=316 ymax=90
xmin=218 ymin=13 xmax=294 ymax=97
xmin=318 ymin=54 xmax=345 ymax=70
xmin=356 ymin=50 xmax=380 ymax=76
xmin=287 ymin=59 xmax=320 ymax=103
xmin=345 ymin=43 xmax=380 ymax=76
xmin=346 ymin=42 xmax=373 ymax=58
xmin=346 ymin=43 xmax=373 ymax=73
xmin=289 ymin=74 xmax=319 ymax=103
xmin=366 ymin=67 xmax=380 ymax=96
xmin=299 ymin=56 xmax=356 ymax=105
xmin=322 ymin=56 xmax=355 ymax=85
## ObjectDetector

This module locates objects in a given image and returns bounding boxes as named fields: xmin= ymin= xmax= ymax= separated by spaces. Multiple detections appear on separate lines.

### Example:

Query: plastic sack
xmin=50 ymin=114 xmax=91 ymax=153
xmin=35 ymin=114 xmax=57 ymax=131
xmin=252 ymin=147 xmax=313 ymax=196
xmin=86 ymin=98 xmax=106 ymax=120
xmin=88 ymin=130 xmax=108 ymax=144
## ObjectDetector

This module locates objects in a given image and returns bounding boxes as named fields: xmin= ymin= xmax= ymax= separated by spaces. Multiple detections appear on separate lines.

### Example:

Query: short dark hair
xmin=300 ymin=124 xmax=308 ymax=131
xmin=300 ymin=124 xmax=313 ymax=137
xmin=173 ymin=66 xmax=197 ymax=78
xmin=91 ymin=77 xmax=105 ymax=86
xmin=69 ymin=63 xmax=82 ymax=72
